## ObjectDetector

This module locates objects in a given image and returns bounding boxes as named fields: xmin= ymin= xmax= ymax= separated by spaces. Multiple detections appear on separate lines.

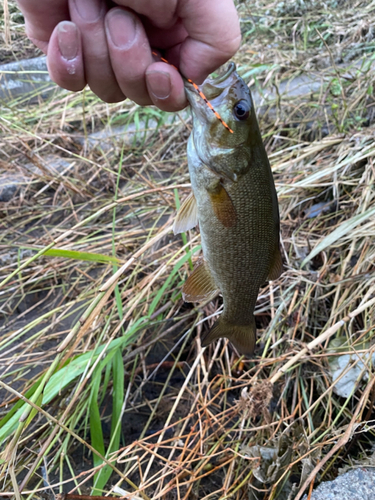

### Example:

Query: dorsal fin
xmin=173 ymin=192 xmax=198 ymax=235
xmin=182 ymin=260 xmax=219 ymax=302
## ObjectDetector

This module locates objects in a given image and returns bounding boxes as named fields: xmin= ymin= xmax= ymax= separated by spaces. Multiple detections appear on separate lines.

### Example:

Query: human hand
xmin=16 ymin=0 xmax=241 ymax=111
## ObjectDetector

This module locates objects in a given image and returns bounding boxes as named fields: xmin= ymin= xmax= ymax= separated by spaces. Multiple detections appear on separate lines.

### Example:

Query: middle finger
xmin=69 ymin=0 xmax=125 ymax=102
xmin=105 ymin=7 xmax=154 ymax=106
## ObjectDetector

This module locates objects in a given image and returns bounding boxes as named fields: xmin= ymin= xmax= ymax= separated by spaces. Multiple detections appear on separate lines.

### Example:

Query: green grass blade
xmin=0 ymin=380 xmax=42 ymax=430
xmin=90 ymin=373 xmax=105 ymax=470
xmin=92 ymin=348 xmax=124 ymax=494
xmin=43 ymin=249 xmax=120 ymax=263
xmin=99 ymin=362 xmax=112 ymax=408
xmin=112 ymin=146 xmax=124 ymax=324
xmin=17 ymin=247 xmax=121 ymax=263
xmin=24 ymin=392 xmax=43 ymax=429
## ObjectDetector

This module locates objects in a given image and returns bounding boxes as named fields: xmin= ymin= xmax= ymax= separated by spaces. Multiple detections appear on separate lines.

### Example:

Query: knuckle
xmin=223 ymin=33 xmax=242 ymax=57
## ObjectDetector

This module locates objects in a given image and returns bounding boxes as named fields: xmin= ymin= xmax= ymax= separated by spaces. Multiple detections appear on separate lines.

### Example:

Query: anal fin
xmin=182 ymin=260 xmax=219 ymax=303
xmin=268 ymin=246 xmax=283 ymax=281
xmin=208 ymin=184 xmax=237 ymax=228
xmin=201 ymin=316 xmax=256 ymax=356
xmin=173 ymin=192 xmax=198 ymax=235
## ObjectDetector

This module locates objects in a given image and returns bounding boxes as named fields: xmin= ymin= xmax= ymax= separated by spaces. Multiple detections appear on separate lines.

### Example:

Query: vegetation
xmin=0 ymin=1 xmax=375 ymax=498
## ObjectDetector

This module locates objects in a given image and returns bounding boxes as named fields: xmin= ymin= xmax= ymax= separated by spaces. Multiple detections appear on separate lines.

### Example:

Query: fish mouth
xmin=185 ymin=62 xmax=237 ymax=104
xmin=210 ymin=62 xmax=236 ymax=85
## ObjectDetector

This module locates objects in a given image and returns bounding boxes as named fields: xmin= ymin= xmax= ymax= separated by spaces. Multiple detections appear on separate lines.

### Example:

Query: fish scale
xmin=196 ymin=161 xmax=275 ymax=320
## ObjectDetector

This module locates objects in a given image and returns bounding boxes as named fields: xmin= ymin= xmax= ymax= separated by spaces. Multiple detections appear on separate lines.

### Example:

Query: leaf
xmin=301 ymin=206 xmax=375 ymax=267
xmin=90 ymin=371 xmax=105 ymax=470
xmin=89 ymin=347 xmax=119 ymax=478
xmin=92 ymin=349 xmax=124 ymax=494
xmin=19 ymin=247 xmax=121 ymax=264
xmin=330 ymin=78 xmax=343 ymax=97
xmin=0 ymin=380 xmax=41 ymax=430
xmin=24 ymin=392 xmax=43 ymax=429
xmin=43 ymin=249 xmax=120 ymax=264
xmin=99 ymin=356 xmax=113 ymax=408
xmin=327 ymin=337 xmax=374 ymax=398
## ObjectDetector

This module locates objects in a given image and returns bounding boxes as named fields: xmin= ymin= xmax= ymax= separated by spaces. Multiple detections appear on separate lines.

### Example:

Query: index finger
xmin=17 ymin=0 xmax=70 ymax=52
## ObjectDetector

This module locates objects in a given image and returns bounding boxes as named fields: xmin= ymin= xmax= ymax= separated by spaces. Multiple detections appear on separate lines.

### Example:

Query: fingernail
xmin=57 ymin=22 xmax=79 ymax=60
xmin=73 ymin=0 xmax=102 ymax=22
xmin=146 ymin=71 xmax=171 ymax=100
xmin=106 ymin=9 xmax=136 ymax=49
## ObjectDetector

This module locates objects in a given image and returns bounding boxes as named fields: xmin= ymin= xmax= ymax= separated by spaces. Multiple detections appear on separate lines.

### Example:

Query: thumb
xmin=178 ymin=0 xmax=241 ymax=83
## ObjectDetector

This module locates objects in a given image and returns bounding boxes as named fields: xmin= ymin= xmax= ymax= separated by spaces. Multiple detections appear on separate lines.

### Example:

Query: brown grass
xmin=0 ymin=1 xmax=375 ymax=499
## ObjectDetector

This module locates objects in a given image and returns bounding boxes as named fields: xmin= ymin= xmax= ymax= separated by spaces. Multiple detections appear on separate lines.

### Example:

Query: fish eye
xmin=233 ymin=100 xmax=250 ymax=120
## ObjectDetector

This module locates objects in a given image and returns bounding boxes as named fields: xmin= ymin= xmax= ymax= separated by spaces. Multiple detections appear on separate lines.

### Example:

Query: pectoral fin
xmin=182 ymin=260 xmax=219 ymax=302
xmin=173 ymin=192 xmax=198 ymax=235
xmin=201 ymin=316 xmax=256 ymax=355
xmin=268 ymin=246 xmax=283 ymax=281
xmin=208 ymin=184 xmax=237 ymax=228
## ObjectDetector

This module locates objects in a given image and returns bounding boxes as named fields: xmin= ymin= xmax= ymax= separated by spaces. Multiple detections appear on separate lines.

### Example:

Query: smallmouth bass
xmin=174 ymin=63 xmax=282 ymax=355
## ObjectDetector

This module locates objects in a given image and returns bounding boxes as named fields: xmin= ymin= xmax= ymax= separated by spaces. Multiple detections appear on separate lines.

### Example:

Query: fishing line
xmin=151 ymin=51 xmax=234 ymax=134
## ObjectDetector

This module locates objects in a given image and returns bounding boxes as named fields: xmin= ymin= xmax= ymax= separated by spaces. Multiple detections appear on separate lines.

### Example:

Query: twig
xmin=99 ymin=223 xmax=172 ymax=292
xmin=57 ymin=495 xmax=124 ymax=500
xmin=270 ymin=296 xmax=375 ymax=384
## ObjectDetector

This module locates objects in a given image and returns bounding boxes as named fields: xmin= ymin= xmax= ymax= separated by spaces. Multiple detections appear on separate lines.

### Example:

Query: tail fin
xmin=201 ymin=316 xmax=256 ymax=355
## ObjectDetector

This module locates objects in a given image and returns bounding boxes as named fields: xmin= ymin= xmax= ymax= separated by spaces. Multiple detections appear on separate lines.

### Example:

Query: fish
xmin=173 ymin=63 xmax=283 ymax=356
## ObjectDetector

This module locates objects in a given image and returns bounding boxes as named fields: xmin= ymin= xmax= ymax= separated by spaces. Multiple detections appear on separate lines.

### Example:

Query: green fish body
xmin=174 ymin=63 xmax=282 ymax=355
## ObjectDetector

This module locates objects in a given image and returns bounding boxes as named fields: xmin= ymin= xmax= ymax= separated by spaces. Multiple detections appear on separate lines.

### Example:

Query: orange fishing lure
xmin=151 ymin=51 xmax=234 ymax=134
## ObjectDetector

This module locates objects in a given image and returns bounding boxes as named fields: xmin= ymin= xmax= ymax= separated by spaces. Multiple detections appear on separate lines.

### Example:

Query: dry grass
xmin=1 ymin=1 xmax=375 ymax=499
